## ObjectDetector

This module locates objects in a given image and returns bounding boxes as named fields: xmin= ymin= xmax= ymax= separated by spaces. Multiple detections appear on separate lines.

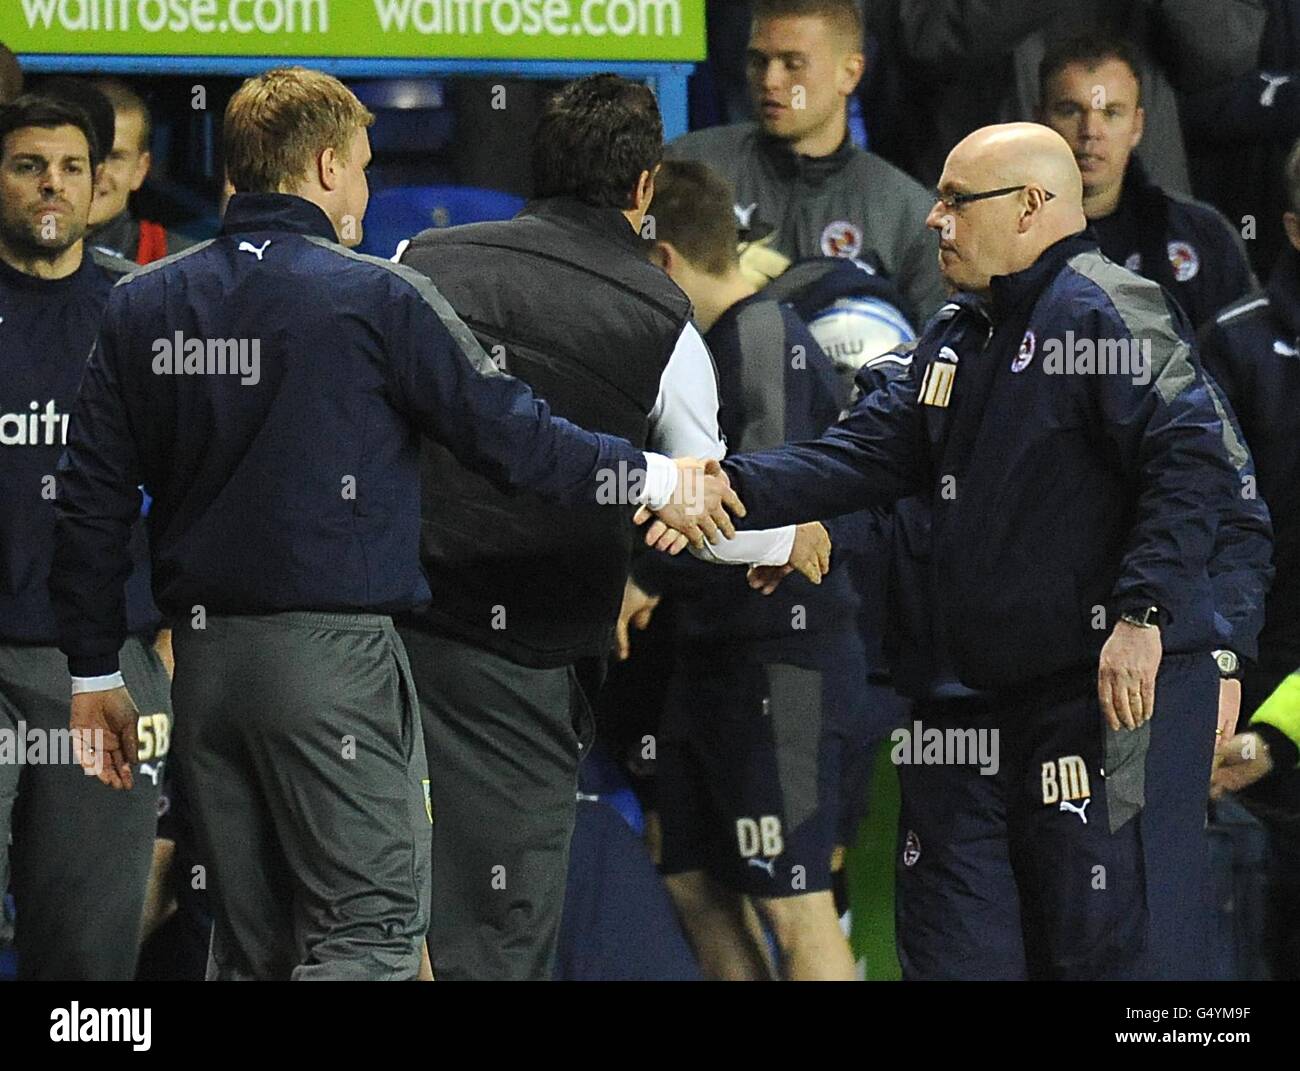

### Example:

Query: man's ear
xmin=1131 ymin=105 xmax=1146 ymax=149
xmin=130 ymin=149 xmax=151 ymax=192
xmin=317 ymin=145 xmax=339 ymax=192
xmin=634 ymin=168 xmax=654 ymax=213
xmin=1284 ymin=211 xmax=1300 ymax=253
xmin=1019 ymin=187 xmax=1051 ymax=232
xmin=839 ymin=50 xmax=866 ymax=96
xmin=647 ymin=240 xmax=673 ymax=272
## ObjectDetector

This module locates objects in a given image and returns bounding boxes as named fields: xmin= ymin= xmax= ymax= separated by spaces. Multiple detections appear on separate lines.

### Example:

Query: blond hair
xmin=223 ymin=67 xmax=373 ymax=194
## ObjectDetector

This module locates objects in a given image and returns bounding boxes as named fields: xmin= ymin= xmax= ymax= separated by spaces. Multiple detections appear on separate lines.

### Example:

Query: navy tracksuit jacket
xmin=1199 ymin=248 xmax=1300 ymax=774
xmin=723 ymin=232 xmax=1268 ymax=692
xmin=48 ymin=193 xmax=649 ymax=677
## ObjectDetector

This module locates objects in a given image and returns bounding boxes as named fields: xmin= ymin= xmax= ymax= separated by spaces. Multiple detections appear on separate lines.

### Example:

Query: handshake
xmin=633 ymin=455 xmax=833 ymax=591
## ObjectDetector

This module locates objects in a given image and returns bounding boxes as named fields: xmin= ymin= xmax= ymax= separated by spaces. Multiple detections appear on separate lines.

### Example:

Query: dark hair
xmin=1039 ymin=35 xmax=1146 ymax=108
xmin=34 ymin=77 xmax=114 ymax=162
xmin=0 ymin=43 xmax=22 ymax=106
xmin=92 ymin=77 xmax=152 ymax=153
xmin=531 ymin=74 xmax=663 ymax=209
xmin=752 ymin=0 xmax=863 ymax=42
xmin=647 ymin=160 xmax=740 ymax=276
xmin=0 ymin=92 xmax=104 ymax=167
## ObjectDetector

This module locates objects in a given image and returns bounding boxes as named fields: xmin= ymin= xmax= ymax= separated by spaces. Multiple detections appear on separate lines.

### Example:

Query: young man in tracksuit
xmin=1200 ymin=139 xmax=1300 ymax=977
xmin=717 ymin=122 xmax=1270 ymax=979
xmin=47 ymin=67 xmax=741 ymax=982
xmin=393 ymin=76 xmax=813 ymax=982
xmin=623 ymin=159 xmax=867 ymax=980
xmin=667 ymin=0 xmax=945 ymax=327
xmin=0 ymin=95 xmax=173 ymax=981
xmin=1038 ymin=35 xmax=1257 ymax=330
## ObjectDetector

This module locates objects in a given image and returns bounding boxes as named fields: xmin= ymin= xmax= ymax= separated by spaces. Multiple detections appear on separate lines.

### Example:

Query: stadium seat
xmin=357 ymin=185 xmax=526 ymax=260
xmin=349 ymin=79 xmax=456 ymax=156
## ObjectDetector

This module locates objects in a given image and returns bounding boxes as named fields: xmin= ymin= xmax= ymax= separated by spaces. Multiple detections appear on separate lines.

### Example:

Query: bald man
xmin=695 ymin=123 xmax=1272 ymax=979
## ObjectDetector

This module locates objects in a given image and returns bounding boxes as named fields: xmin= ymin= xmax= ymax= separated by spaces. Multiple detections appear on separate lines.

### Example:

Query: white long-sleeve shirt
xmin=642 ymin=322 xmax=796 ymax=567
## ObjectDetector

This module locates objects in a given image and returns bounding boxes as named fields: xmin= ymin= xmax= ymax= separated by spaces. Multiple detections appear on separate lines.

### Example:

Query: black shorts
xmin=658 ymin=636 xmax=872 ymax=898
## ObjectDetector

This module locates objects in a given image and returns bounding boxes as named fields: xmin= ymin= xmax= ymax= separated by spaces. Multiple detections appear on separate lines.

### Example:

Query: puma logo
xmin=1260 ymin=73 xmax=1292 ymax=107
xmin=238 ymin=239 xmax=271 ymax=261
xmin=733 ymin=202 xmax=759 ymax=229
xmin=1059 ymin=798 xmax=1090 ymax=824
xmin=747 ymin=857 xmax=776 ymax=878
xmin=138 ymin=762 xmax=163 ymax=787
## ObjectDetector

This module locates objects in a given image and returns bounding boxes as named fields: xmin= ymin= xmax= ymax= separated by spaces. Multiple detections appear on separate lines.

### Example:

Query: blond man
xmin=49 ymin=67 xmax=740 ymax=980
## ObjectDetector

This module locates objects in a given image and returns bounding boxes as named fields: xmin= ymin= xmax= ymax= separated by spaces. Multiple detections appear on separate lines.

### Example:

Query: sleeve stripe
xmin=734 ymin=301 xmax=789 ymax=451
xmin=1066 ymin=250 xmax=1196 ymax=405
xmin=1216 ymin=296 xmax=1270 ymax=324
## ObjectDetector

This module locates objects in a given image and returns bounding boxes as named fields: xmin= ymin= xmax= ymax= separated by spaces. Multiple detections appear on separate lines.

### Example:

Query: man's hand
xmin=1210 ymin=731 xmax=1273 ymax=799
xmin=747 ymin=522 xmax=832 ymax=594
xmin=637 ymin=457 xmax=745 ymax=550
xmin=747 ymin=563 xmax=793 ymax=595
xmin=615 ymin=578 xmax=661 ymax=661
xmin=1216 ymin=677 xmax=1242 ymax=754
xmin=787 ymin=522 xmax=831 ymax=584
xmin=71 ymin=685 xmax=142 ymax=790
xmin=1097 ymin=620 xmax=1162 ymax=731
xmin=634 ymin=510 xmax=691 ymax=556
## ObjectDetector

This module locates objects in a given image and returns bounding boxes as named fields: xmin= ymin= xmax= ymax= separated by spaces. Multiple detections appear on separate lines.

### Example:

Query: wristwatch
xmin=1120 ymin=606 xmax=1162 ymax=629
xmin=1212 ymin=649 xmax=1241 ymax=679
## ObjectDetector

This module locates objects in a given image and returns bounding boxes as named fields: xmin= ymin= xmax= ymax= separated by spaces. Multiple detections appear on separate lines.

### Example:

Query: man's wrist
xmin=1212 ymin=649 xmax=1242 ymax=679
xmin=71 ymin=671 xmax=125 ymax=695
xmin=1118 ymin=605 xmax=1163 ymax=630
xmin=639 ymin=453 xmax=680 ymax=509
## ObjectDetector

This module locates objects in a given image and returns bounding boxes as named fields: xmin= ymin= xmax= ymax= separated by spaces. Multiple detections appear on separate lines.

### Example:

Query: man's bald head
xmin=950 ymin=123 xmax=1083 ymax=207
xmin=926 ymin=123 xmax=1087 ymax=297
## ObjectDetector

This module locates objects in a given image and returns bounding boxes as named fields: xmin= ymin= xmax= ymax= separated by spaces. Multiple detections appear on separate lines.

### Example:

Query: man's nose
xmin=760 ymin=59 xmax=785 ymax=92
xmin=925 ymin=201 xmax=948 ymax=231
xmin=1081 ymin=108 xmax=1106 ymax=139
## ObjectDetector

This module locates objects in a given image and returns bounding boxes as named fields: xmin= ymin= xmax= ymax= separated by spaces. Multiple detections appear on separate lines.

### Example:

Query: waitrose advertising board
xmin=6 ymin=0 xmax=706 ymax=61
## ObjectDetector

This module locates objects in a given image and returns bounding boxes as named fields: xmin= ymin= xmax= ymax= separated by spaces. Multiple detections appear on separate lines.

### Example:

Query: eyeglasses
xmin=934 ymin=185 xmax=1057 ymax=210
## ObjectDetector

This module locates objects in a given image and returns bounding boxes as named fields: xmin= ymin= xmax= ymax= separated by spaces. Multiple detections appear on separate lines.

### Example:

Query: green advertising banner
xmin=6 ymin=0 xmax=706 ymax=61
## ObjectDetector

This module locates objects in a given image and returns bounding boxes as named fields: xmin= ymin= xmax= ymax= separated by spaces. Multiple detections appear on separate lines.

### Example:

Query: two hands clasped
xmin=632 ymin=456 xmax=832 ymax=592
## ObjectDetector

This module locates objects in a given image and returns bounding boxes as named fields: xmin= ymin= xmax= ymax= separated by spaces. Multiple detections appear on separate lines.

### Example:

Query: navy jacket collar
xmin=988 ymin=230 xmax=1095 ymax=321
xmin=222 ymin=192 xmax=338 ymax=242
